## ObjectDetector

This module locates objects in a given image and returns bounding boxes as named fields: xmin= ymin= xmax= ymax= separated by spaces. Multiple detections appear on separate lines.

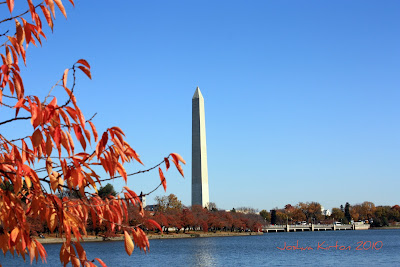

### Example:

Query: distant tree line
xmin=148 ymin=194 xmax=264 ymax=233
xmin=259 ymin=201 xmax=400 ymax=227
xmin=26 ymin=185 xmax=264 ymax=236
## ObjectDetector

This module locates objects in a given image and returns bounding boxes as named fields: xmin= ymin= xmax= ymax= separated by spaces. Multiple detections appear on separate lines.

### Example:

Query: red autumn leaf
xmin=73 ymin=241 xmax=86 ymax=261
xmin=21 ymin=139 xmax=27 ymax=163
xmin=32 ymin=128 xmax=43 ymax=148
xmin=147 ymin=219 xmax=163 ymax=233
xmin=15 ymin=20 xmax=24 ymax=46
xmin=129 ymin=148 xmax=143 ymax=165
xmin=78 ymin=66 xmax=91 ymax=79
xmin=40 ymin=5 xmax=53 ymax=30
xmin=47 ymin=0 xmax=56 ymax=18
xmin=6 ymin=0 xmax=14 ymax=13
xmin=6 ymin=46 xmax=12 ymax=65
xmin=66 ymin=131 xmax=74 ymax=154
xmin=88 ymin=121 xmax=98 ymax=142
xmin=123 ymin=186 xmax=140 ymax=205
xmin=48 ymin=96 xmax=57 ymax=107
xmin=35 ymin=240 xmax=47 ymax=263
xmin=65 ymin=106 xmax=78 ymax=122
xmin=10 ymin=227 xmax=19 ymax=242
xmin=46 ymin=134 xmax=53 ymax=155
xmin=13 ymin=97 xmax=25 ymax=117
xmin=27 ymin=0 xmax=36 ymax=22
xmin=159 ymin=167 xmax=166 ymax=192
xmin=73 ymin=124 xmax=86 ymax=150
xmin=54 ymin=0 xmax=67 ymax=18
xmin=124 ymin=231 xmax=134 ymax=256
xmin=13 ymin=97 xmax=25 ymax=108
xmin=74 ymin=106 xmax=86 ymax=129
xmin=84 ymin=128 xmax=91 ymax=144
xmin=76 ymin=59 xmax=90 ymax=69
xmin=53 ymin=126 xmax=61 ymax=149
xmin=170 ymin=153 xmax=186 ymax=165
xmin=62 ymin=69 xmax=68 ymax=88
xmin=117 ymin=162 xmax=127 ymax=183
xmin=176 ymin=164 xmax=184 ymax=177
xmin=170 ymin=155 xmax=184 ymax=177
xmin=164 ymin=157 xmax=170 ymax=170
xmin=95 ymin=258 xmax=107 ymax=267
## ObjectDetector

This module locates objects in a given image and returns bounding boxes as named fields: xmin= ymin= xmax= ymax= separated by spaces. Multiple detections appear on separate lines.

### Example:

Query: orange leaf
xmin=147 ymin=219 xmax=163 ymax=233
xmin=54 ymin=0 xmax=67 ymax=18
xmin=6 ymin=0 xmax=14 ymax=13
xmin=50 ymin=171 xmax=59 ymax=192
xmin=53 ymin=126 xmax=61 ymax=149
xmin=65 ymin=106 xmax=78 ymax=122
xmin=46 ymin=0 xmax=56 ymax=18
xmin=73 ymin=124 xmax=86 ymax=150
xmin=46 ymin=157 xmax=53 ymax=176
xmin=63 ymin=69 xmax=68 ymax=88
xmin=84 ymin=128 xmax=91 ymax=144
xmin=130 ymin=148 xmax=143 ymax=165
xmin=170 ymin=155 xmax=184 ymax=177
xmin=74 ymin=106 xmax=86 ymax=129
xmin=45 ymin=134 xmax=53 ymax=155
xmin=176 ymin=164 xmax=184 ymax=177
xmin=48 ymin=211 xmax=56 ymax=232
xmin=123 ymin=186 xmax=140 ymax=205
xmin=13 ymin=97 xmax=25 ymax=117
xmin=78 ymin=66 xmax=91 ymax=79
xmin=11 ymin=227 xmax=19 ymax=242
xmin=170 ymin=153 xmax=186 ymax=165
xmin=95 ymin=258 xmax=107 ymax=267
xmin=15 ymin=19 xmax=25 ymax=46
xmin=6 ymin=46 xmax=12 ymax=65
xmin=76 ymin=59 xmax=90 ymax=69
xmin=27 ymin=0 xmax=36 ymax=22
xmin=117 ymin=162 xmax=127 ymax=183
xmin=74 ymin=242 xmax=86 ymax=261
xmin=21 ymin=139 xmax=27 ymax=163
xmin=35 ymin=240 xmax=47 ymax=263
xmin=124 ymin=231 xmax=134 ymax=256
xmin=48 ymin=96 xmax=57 ymax=108
xmin=164 ymin=157 xmax=170 ymax=171
xmin=88 ymin=121 xmax=98 ymax=142
xmin=40 ymin=5 xmax=53 ymax=30
xmin=32 ymin=129 xmax=43 ymax=148
xmin=66 ymin=131 xmax=75 ymax=154
xmin=159 ymin=167 xmax=166 ymax=192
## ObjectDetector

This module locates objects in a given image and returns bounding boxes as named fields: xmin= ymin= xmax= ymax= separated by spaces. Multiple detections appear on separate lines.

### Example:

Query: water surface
xmin=1 ymin=229 xmax=399 ymax=266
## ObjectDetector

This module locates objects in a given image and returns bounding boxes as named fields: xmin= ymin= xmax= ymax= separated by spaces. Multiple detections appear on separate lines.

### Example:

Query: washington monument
xmin=192 ymin=87 xmax=209 ymax=207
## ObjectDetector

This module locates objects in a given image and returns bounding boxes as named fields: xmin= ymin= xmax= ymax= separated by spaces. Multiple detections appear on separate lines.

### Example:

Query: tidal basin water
xmin=1 ymin=229 xmax=400 ymax=266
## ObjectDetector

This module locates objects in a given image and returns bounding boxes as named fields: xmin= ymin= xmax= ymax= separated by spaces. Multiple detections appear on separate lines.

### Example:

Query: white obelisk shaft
xmin=192 ymin=87 xmax=209 ymax=207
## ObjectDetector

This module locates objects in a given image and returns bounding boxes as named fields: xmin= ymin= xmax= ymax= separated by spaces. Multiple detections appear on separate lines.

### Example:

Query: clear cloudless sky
xmin=2 ymin=0 xmax=399 ymax=211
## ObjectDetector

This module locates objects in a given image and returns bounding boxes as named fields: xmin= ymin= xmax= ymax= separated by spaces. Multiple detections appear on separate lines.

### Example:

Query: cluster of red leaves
xmin=0 ymin=1 xmax=184 ymax=266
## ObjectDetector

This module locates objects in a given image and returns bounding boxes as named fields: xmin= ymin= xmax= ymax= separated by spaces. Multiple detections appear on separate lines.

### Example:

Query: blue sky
xmin=3 ymin=0 xmax=399 ymax=211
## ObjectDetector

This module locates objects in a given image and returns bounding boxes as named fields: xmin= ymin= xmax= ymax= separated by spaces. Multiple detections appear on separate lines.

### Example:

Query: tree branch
xmin=0 ymin=1 xmax=44 ymax=24
xmin=0 ymin=116 xmax=31 ymax=126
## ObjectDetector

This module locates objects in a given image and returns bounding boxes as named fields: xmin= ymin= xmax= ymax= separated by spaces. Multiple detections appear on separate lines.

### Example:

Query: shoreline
xmin=370 ymin=226 xmax=400 ymax=230
xmin=37 ymin=231 xmax=263 ymax=244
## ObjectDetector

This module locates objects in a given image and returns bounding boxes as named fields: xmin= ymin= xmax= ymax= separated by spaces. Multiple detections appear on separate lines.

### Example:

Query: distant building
xmin=140 ymin=195 xmax=146 ymax=208
xmin=321 ymin=206 xmax=331 ymax=216
xmin=192 ymin=87 xmax=210 ymax=207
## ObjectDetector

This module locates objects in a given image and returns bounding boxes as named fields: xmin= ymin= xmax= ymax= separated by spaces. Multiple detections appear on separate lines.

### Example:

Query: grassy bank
xmin=37 ymin=231 xmax=263 ymax=244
